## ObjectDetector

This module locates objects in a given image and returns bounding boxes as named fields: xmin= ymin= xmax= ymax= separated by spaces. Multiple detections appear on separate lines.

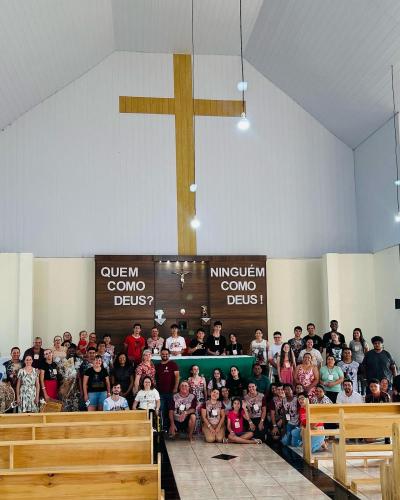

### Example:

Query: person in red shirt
xmin=226 ymin=397 xmax=262 ymax=444
xmin=124 ymin=323 xmax=145 ymax=365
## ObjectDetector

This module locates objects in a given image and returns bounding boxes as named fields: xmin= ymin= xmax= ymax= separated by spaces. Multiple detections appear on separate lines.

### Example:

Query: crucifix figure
xmin=172 ymin=269 xmax=192 ymax=289
xmin=119 ymin=54 xmax=245 ymax=255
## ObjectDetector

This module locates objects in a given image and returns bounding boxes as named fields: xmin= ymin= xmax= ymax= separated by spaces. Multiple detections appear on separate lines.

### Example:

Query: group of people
xmin=1 ymin=319 xmax=399 ymax=453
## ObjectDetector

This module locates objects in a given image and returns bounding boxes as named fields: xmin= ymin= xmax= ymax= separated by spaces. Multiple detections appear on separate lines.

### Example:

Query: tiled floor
xmin=166 ymin=437 xmax=330 ymax=500
xmin=291 ymin=445 xmax=388 ymax=500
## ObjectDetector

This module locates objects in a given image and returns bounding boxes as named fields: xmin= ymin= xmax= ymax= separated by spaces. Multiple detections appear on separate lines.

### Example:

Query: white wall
xmin=0 ymin=253 xmax=33 ymax=356
xmin=266 ymin=258 xmax=324 ymax=339
xmin=374 ymin=245 xmax=400 ymax=364
xmin=0 ymin=51 xmax=357 ymax=258
xmin=354 ymin=118 xmax=400 ymax=253
xmin=33 ymin=258 xmax=95 ymax=348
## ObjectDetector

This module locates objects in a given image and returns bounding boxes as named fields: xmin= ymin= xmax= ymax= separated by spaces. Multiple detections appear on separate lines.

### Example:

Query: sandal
xmin=222 ymin=437 xmax=229 ymax=444
xmin=252 ymin=438 xmax=262 ymax=444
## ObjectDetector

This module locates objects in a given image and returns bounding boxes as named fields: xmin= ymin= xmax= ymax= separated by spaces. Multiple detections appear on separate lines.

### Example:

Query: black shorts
xmin=175 ymin=415 xmax=192 ymax=432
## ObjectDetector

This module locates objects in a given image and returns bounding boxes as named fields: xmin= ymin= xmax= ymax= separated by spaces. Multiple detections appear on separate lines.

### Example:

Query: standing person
xmin=97 ymin=341 xmax=113 ymax=373
xmin=226 ymin=366 xmax=247 ymax=398
xmin=79 ymin=346 xmax=96 ymax=393
xmin=293 ymin=353 xmax=319 ymax=398
xmin=155 ymin=348 xmax=180 ymax=431
xmin=336 ymin=379 xmax=363 ymax=404
xmin=322 ymin=320 xmax=346 ymax=348
xmin=110 ymin=353 xmax=134 ymax=407
xmin=39 ymin=349 xmax=61 ymax=401
xmin=188 ymin=328 xmax=207 ymax=355
xmin=226 ymin=398 xmax=261 ymax=444
xmin=133 ymin=350 xmax=156 ymax=394
xmin=83 ymin=355 xmax=111 ymax=411
xmin=88 ymin=332 xmax=97 ymax=349
xmin=51 ymin=335 xmax=67 ymax=364
xmin=3 ymin=347 xmax=22 ymax=396
xmin=248 ymin=363 xmax=270 ymax=395
xmin=168 ymin=380 xmax=197 ymax=442
xmin=269 ymin=332 xmax=283 ymax=382
xmin=298 ymin=338 xmax=323 ymax=368
xmin=249 ymin=329 xmax=268 ymax=372
xmin=226 ymin=333 xmax=243 ymax=356
xmin=288 ymin=326 xmax=305 ymax=363
xmin=147 ymin=327 xmax=164 ymax=355
xmin=303 ymin=323 xmax=324 ymax=353
xmin=16 ymin=355 xmax=39 ymax=413
xmin=58 ymin=345 xmax=82 ymax=412
xmin=165 ymin=324 xmax=186 ymax=356
xmin=338 ymin=348 xmax=359 ymax=388
xmin=77 ymin=330 xmax=89 ymax=357
xmin=103 ymin=334 xmax=115 ymax=358
xmin=23 ymin=337 xmax=45 ymax=368
xmin=277 ymin=343 xmax=296 ymax=385
xmin=201 ymin=388 xmax=226 ymax=443
xmin=103 ymin=383 xmax=129 ymax=411
xmin=281 ymin=384 xmax=299 ymax=446
xmin=206 ymin=321 xmax=227 ymax=356
xmin=349 ymin=328 xmax=369 ymax=394
xmin=124 ymin=323 xmax=146 ymax=365
xmin=244 ymin=382 xmax=267 ymax=441
xmin=319 ymin=355 xmax=344 ymax=403
xmin=326 ymin=332 xmax=345 ymax=364
xmin=362 ymin=336 xmax=397 ymax=385
xmin=207 ymin=368 xmax=226 ymax=396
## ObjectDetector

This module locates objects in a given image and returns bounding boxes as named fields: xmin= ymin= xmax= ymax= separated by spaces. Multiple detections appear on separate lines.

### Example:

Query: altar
xmin=152 ymin=354 xmax=254 ymax=380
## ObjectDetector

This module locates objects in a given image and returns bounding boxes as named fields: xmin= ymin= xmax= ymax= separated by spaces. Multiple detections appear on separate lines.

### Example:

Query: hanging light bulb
xmin=395 ymin=211 xmax=400 ymax=223
xmin=237 ymin=81 xmax=248 ymax=92
xmin=237 ymin=112 xmax=250 ymax=131
xmin=190 ymin=183 xmax=197 ymax=192
xmin=190 ymin=216 xmax=201 ymax=229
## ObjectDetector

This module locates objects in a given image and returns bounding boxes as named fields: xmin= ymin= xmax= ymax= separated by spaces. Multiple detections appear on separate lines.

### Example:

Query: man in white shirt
xmin=103 ymin=383 xmax=129 ymax=411
xmin=165 ymin=324 xmax=186 ymax=356
xmin=298 ymin=338 xmax=323 ymax=368
xmin=336 ymin=379 xmax=363 ymax=404
xmin=268 ymin=331 xmax=283 ymax=382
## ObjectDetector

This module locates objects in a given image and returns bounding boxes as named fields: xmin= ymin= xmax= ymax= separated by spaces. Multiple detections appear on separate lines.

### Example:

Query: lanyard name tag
xmin=34 ymin=354 xmax=39 ymax=360
xmin=211 ymin=409 xmax=218 ymax=416
xmin=153 ymin=348 xmax=159 ymax=354
xmin=328 ymin=374 xmax=334 ymax=381
xmin=179 ymin=404 xmax=186 ymax=412
xmin=234 ymin=420 xmax=240 ymax=429
xmin=52 ymin=369 xmax=57 ymax=375
xmin=232 ymin=349 xmax=237 ymax=355
xmin=215 ymin=340 xmax=219 ymax=346
xmin=286 ymin=413 xmax=291 ymax=421
xmin=253 ymin=404 xmax=259 ymax=412
xmin=254 ymin=349 xmax=259 ymax=355
xmin=354 ymin=345 xmax=360 ymax=352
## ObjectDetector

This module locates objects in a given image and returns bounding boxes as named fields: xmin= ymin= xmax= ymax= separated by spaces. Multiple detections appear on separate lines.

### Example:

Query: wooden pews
xmin=303 ymin=401 xmax=400 ymax=465
xmin=0 ymin=411 xmax=164 ymax=499
xmin=380 ymin=423 xmax=400 ymax=500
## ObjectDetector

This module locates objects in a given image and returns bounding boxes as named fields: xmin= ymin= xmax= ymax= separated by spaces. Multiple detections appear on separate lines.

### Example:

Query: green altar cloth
xmin=153 ymin=355 xmax=254 ymax=380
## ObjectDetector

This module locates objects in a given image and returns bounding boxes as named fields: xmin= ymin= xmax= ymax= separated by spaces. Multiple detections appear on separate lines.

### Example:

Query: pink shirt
xmin=227 ymin=409 xmax=246 ymax=434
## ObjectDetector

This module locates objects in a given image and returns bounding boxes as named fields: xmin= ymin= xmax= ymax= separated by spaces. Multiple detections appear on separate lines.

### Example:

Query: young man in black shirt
xmin=188 ymin=328 xmax=207 ymax=355
xmin=206 ymin=321 xmax=227 ymax=356
xmin=303 ymin=322 xmax=324 ymax=353
xmin=322 ymin=320 xmax=345 ymax=347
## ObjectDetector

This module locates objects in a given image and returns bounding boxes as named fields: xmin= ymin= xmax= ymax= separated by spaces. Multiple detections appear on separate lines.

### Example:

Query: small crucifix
xmin=119 ymin=54 xmax=245 ymax=255
xmin=172 ymin=269 xmax=192 ymax=289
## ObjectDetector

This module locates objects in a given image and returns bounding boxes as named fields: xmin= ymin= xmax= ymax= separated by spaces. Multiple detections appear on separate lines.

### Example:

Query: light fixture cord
xmin=391 ymin=65 xmax=400 ymax=213
xmin=191 ymin=0 xmax=197 ymax=215
xmin=239 ymin=0 xmax=245 ymax=114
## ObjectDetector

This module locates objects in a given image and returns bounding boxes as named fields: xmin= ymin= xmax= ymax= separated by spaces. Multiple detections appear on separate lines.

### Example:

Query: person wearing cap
xmin=362 ymin=336 xmax=397 ymax=386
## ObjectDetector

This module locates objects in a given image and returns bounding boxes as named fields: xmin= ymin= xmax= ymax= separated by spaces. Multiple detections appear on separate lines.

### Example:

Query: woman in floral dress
xmin=16 ymin=355 xmax=39 ymax=413
xmin=188 ymin=365 xmax=207 ymax=432
xmin=59 ymin=346 xmax=82 ymax=412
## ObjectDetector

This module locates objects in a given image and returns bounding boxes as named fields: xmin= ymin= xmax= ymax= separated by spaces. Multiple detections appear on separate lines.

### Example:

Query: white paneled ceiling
xmin=2 ymin=0 xmax=400 ymax=148
xmin=246 ymin=0 xmax=400 ymax=148
xmin=0 ymin=0 xmax=114 ymax=131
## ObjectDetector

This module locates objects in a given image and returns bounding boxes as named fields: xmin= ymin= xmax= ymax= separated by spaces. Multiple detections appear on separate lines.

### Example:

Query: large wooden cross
xmin=119 ymin=54 xmax=245 ymax=255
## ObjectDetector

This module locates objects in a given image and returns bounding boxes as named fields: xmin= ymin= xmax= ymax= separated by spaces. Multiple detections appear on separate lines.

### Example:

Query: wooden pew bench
xmin=0 ymin=410 xmax=148 ymax=425
xmin=0 ymin=454 xmax=164 ymax=499
xmin=380 ymin=423 xmax=400 ymax=500
xmin=0 ymin=419 xmax=152 ymax=441
xmin=332 ymin=411 xmax=400 ymax=492
xmin=0 ymin=436 xmax=152 ymax=469
xmin=303 ymin=402 xmax=400 ymax=466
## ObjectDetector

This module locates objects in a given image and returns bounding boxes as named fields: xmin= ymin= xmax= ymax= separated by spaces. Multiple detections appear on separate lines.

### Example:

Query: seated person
xmin=311 ymin=384 xmax=333 ymax=404
xmin=103 ymin=383 xmax=129 ymax=411
xmin=226 ymin=366 xmax=247 ymax=398
xmin=207 ymin=368 xmax=226 ymax=396
xmin=168 ymin=380 xmax=197 ymax=442
xmin=288 ymin=392 xmax=327 ymax=451
xmin=225 ymin=397 xmax=261 ymax=444
xmin=365 ymin=378 xmax=390 ymax=403
xmin=188 ymin=328 xmax=207 ymax=355
xmin=248 ymin=363 xmax=270 ymax=395
xmin=201 ymin=388 xmax=226 ymax=443
xmin=226 ymin=333 xmax=243 ymax=355
xmin=336 ymin=379 xmax=363 ymax=404
xmin=281 ymin=384 xmax=299 ymax=446
xmin=165 ymin=324 xmax=186 ymax=356
xmin=269 ymin=384 xmax=286 ymax=441
xmin=133 ymin=376 xmax=160 ymax=426
xmin=243 ymin=382 xmax=266 ymax=441
xmin=220 ymin=386 xmax=232 ymax=411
